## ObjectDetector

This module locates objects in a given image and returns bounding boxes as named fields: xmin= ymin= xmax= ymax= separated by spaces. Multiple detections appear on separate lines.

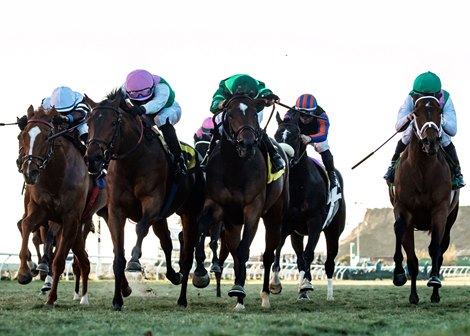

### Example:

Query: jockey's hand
xmin=52 ymin=114 xmax=70 ymax=126
xmin=217 ymin=100 xmax=226 ymax=110
xmin=300 ymin=134 xmax=311 ymax=144
xmin=128 ymin=105 xmax=146 ymax=116
xmin=17 ymin=115 xmax=27 ymax=131
xmin=407 ymin=113 xmax=415 ymax=121
xmin=263 ymin=93 xmax=280 ymax=106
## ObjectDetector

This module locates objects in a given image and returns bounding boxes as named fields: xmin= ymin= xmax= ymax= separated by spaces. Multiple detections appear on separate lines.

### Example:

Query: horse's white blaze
xmin=28 ymin=126 xmax=41 ymax=157
xmin=260 ymin=291 xmax=271 ymax=309
xmin=239 ymin=102 xmax=248 ymax=115
xmin=327 ymin=278 xmax=334 ymax=301
xmin=80 ymin=293 xmax=89 ymax=305
xmin=281 ymin=129 xmax=289 ymax=142
xmin=233 ymin=303 xmax=245 ymax=311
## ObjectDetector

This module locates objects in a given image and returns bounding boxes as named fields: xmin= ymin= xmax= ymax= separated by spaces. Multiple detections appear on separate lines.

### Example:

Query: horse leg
xmin=72 ymin=256 xmax=81 ymax=300
xmin=193 ymin=206 xmax=218 ymax=288
xmin=402 ymin=229 xmax=419 ymax=305
xmin=260 ymin=210 xmax=281 ymax=309
xmin=152 ymin=219 xmax=182 ymax=286
xmin=216 ymin=234 xmax=229 ymax=298
xmin=300 ymin=227 xmax=321 ymax=292
xmin=209 ymin=223 xmax=222 ymax=274
xmin=176 ymin=213 xmax=198 ymax=307
xmin=46 ymin=220 xmax=78 ymax=306
xmin=323 ymin=233 xmax=340 ymax=301
xmin=224 ymin=225 xmax=245 ymax=307
xmin=392 ymin=216 xmax=407 ymax=286
xmin=71 ymin=233 xmax=90 ymax=305
xmin=18 ymin=215 xmax=43 ymax=285
xmin=30 ymin=231 xmax=41 ymax=277
xmin=269 ymin=231 xmax=287 ymax=295
xmin=126 ymin=214 xmax=152 ymax=272
xmin=38 ymin=226 xmax=55 ymax=277
xmin=107 ymin=211 xmax=130 ymax=311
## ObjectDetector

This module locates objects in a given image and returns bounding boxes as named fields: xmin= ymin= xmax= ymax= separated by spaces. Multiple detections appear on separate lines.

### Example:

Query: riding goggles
xmin=127 ymin=87 xmax=154 ymax=100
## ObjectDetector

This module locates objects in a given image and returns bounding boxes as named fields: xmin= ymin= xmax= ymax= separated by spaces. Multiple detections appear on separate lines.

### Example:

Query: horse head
xmin=274 ymin=112 xmax=305 ymax=166
xmin=222 ymin=95 xmax=262 ymax=158
xmin=85 ymin=90 xmax=131 ymax=175
xmin=411 ymin=95 xmax=442 ymax=155
xmin=18 ymin=105 xmax=56 ymax=185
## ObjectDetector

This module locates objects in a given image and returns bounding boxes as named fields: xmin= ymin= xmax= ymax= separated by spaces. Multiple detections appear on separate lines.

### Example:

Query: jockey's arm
xmin=141 ymin=83 xmax=170 ymax=114
xmin=441 ymin=97 xmax=457 ymax=136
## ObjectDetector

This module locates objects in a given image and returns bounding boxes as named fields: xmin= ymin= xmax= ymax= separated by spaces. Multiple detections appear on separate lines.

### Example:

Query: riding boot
xmin=321 ymin=150 xmax=339 ymax=191
xmin=262 ymin=132 xmax=285 ymax=174
xmin=159 ymin=122 xmax=187 ymax=177
xmin=384 ymin=139 xmax=407 ymax=184
xmin=443 ymin=142 xmax=465 ymax=189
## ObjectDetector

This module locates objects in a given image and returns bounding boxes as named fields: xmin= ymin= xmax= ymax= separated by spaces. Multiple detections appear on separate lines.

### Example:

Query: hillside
xmin=338 ymin=206 xmax=470 ymax=260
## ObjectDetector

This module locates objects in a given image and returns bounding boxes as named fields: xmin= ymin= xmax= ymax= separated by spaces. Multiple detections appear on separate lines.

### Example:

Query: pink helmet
xmin=125 ymin=69 xmax=158 ymax=101
xmin=201 ymin=117 xmax=214 ymax=134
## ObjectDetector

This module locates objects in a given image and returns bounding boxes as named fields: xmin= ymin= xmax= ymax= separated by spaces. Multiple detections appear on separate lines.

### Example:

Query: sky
xmin=1 ymin=0 xmax=469 ymax=258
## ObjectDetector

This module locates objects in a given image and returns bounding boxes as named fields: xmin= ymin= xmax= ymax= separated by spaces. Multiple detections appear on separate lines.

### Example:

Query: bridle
xmin=412 ymin=95 xmax=443 ymax=141
xmin=221 ymin=95 xmax=263 ymax=154
xmin=86 ymin=104 xmax=144 ymax=173
xmin=18 ymin=119 xmax=55 ymax=174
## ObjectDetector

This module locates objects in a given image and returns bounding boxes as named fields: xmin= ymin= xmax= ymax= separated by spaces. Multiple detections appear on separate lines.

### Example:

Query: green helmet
xmin=231 ymin=75 xmax=258 ymax=97
xmin=412 ymin=71 xmax=441 ymax=94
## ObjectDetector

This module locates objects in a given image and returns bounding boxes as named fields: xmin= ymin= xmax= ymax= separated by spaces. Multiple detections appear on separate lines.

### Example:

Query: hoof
xmin=427 ymin=275 xmax=442 ymax=288
xmin=192 ymin=273 xmax=210 ymax=289
xmin=167 ymin=272 xmax=183 ymax=286
xmin=393 ymin=273 xmax=407 ymax=286
xmin=17 ymin=271 xmax=33 ymax=285
xmin=269 ymin=282 xmax=282 ymax=295
xmin=298 ymin=290 xmax=310 ymax=301
xmin=299 ymin=279 xmax=314 ymax=292
xmin=228 ymin=285 xmax=246 ymax=298
xmin=41 ymin=283 xmax=52 ymax=292
xmin=37 ymin=263 xmax=49 ymax=273
xmin=177 ymin=298 xmax=188 ymax=308
xmin=210 ymin=264 xmax=221 ymax=274
xmin=113 ymin=304 xmax=122 ymax=311
xmin=122 ymin=286 xmax=132 ymax=298
xmin=431 ymin=293 xmax=441 ymax=303
xmin=125 ymin=261 xmax=142 ymax=273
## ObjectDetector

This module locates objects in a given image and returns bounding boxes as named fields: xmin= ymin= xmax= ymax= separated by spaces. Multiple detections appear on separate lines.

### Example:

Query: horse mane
xmin=100 ymin=88 xmax=128 ymax=111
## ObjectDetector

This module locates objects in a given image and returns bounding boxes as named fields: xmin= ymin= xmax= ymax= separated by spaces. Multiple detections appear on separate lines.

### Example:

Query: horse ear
xmin=27 ymin=105 xmax=34 ymax=119
xmin=83 ymin=94 xmax=97 ymax=108
xmin=276 ymin=112 xmax=282 ymax=125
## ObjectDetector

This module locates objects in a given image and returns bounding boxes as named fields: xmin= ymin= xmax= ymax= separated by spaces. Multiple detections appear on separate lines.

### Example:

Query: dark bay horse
xmin=85 ymin=89 xmax=204 ymax=310
xmin=194 ymin=95 xmax=289 ymax=310
xmin=269 ymin=113 xmax=346 ymax=301
xmin=17 ymin=105 xmax=106 ymax=306
xmin=390 ymin=95 xmax=459 ymax=304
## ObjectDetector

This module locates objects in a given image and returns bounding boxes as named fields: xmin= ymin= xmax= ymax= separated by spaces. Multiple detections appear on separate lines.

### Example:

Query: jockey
xmin=210 ymin=74 xmax=285 ymax=174
xmin=284 ymin=93 xmax=339 ymax=191
xmin=42 ymin=86 xmax=91 ymax=142
xmin=194 ymin=116 xmax=214 ymax=143
xmin=122 ymin=69 xmax=186 ymax=177
xmin=384 ymin=71 xmax=465 ymax=189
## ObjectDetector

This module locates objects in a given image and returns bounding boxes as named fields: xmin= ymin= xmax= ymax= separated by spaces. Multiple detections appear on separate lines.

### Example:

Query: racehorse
xmin=194 ymin=95 xmax=289 ymax=310
xmin=389 ymin=94 xmax=459 ymax=304
xmin=85 ymin=89 xmax=204 ymax=310
xmin=17 ymin=105 xmax=106 ymax=306
xmin=269 ymin=112 xmax=346 ymax=301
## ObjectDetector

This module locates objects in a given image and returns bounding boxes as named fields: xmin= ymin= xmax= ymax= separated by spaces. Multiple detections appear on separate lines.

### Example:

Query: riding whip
xmin=351 ymin=120 xmax=411 ymax=170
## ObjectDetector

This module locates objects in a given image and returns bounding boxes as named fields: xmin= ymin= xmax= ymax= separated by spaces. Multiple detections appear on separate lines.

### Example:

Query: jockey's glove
xmin=128 ymin=105 xmax=146 ymax=116
xmin=262 ymin=93 xmax=280 ymax=106
xmin=52 ymin=114 xmax=71 ymax=126
xmin=17 ymin=115 xmax=27 ymax=131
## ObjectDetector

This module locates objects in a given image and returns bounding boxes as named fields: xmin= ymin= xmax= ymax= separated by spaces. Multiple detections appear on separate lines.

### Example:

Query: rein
xmin=87 ymin=105 xmax=144 ymax=163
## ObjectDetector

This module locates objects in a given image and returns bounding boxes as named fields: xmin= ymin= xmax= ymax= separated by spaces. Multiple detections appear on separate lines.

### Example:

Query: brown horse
xmin=389 ymin=95 xmax=459 ymax=304
xmin=194 ymin=95 xmax=289 ymax=310
xmin=17 ymin=105 xmax=106 ymax=306
xmin=85 ymin=89 xmax=204 ymax=310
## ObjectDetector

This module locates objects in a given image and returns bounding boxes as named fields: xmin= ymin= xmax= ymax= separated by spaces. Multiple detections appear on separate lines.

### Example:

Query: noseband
xmin=19 ymin=119 xmax=55 ymax=173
